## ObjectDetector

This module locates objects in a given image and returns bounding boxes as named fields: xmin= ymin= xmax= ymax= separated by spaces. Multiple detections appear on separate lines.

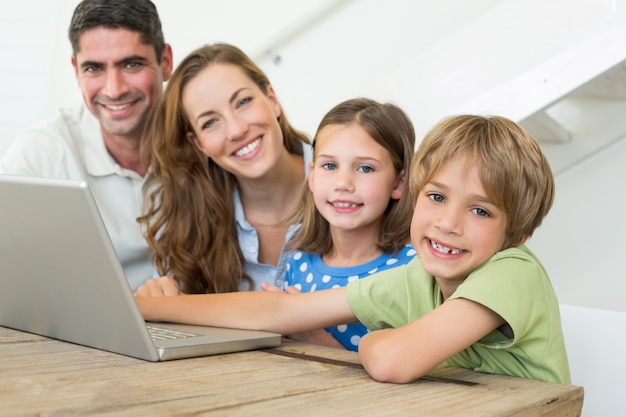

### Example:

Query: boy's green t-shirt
xmin=346 ymin=244 xmax=571 ymax=384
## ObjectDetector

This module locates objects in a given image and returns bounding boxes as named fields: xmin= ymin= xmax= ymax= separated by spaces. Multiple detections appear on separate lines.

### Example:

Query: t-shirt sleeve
xmin=448 ymin=248 xmax=552 ymax=345
xmin=347 ymin=258 xmax=436 ymax=330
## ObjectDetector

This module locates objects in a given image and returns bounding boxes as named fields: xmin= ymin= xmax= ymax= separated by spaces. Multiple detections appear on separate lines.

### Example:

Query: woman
xmin=139 ymin=43 xmax=311 ymax=294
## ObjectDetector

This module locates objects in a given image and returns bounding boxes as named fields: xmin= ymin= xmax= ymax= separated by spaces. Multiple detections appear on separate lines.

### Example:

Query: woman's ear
xmin=307 ymin=162 xmax=315 ymax=191
xmin=265 ymin=84 xmax=282 ymax=119
xmin=390 ymin=169 xmax=406 ymax=200
xmin=186 ymin=131 xmax=204 ymax=154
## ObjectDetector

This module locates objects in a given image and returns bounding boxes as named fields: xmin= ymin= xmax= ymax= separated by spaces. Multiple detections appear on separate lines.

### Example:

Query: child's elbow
xmin=358 ymin=331 xmax=418 ymax=384
xmin=363 ymin=361 xmax=414 ymax=384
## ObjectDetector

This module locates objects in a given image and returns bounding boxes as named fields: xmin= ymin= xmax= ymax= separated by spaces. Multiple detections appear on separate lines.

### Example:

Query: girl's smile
xmin=329 ymin=199 xmax=362 ymax=211
xmin=309 ymin=123 xmax=404 ymax=235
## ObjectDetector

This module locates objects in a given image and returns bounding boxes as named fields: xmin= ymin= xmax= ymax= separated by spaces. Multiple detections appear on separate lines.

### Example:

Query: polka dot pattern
xmin=284 ymin=244 xmax=416 ymax=351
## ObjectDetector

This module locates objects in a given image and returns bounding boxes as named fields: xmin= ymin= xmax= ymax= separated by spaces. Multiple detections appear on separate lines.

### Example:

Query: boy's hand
xmin=134 ymin=276 xmax=181 ymax=297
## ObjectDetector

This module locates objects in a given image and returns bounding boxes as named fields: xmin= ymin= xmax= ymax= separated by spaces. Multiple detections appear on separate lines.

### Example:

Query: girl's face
xmin=183 ymin=63 xmax=284 ymax=180
xmin=410 ymin=154 xmax=508 ymax=290
xmin=308 ymin=123 xmax=405 ymax=235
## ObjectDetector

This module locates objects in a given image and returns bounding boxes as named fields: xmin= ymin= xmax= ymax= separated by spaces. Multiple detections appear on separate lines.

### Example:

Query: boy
xmin=136 ymin=114 xmax=570 ymax=385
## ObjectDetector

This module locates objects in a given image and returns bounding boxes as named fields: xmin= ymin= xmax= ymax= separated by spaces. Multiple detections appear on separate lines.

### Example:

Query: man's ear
xmin=390 ymin=169 xmax=406 ymax=200
xmin=160 ymin=43 xmax=174 ymax=81
xmin=71 ymin=55 xmax=79 ymax=81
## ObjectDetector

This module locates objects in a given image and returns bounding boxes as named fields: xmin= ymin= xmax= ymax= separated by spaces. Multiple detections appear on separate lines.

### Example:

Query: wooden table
xmin=0 ymin=326 xmax=583 ymax=416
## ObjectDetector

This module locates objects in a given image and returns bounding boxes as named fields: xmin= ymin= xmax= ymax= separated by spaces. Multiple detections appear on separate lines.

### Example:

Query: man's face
xmin=71 ymin=27 xmax=172 ymax=143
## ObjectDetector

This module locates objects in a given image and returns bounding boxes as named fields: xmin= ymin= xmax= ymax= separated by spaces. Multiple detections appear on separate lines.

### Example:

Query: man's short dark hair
xmin=69 ymin=0 xmax=165 ymax=60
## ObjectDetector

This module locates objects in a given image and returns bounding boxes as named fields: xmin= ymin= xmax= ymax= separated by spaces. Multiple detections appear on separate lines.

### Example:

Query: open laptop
xmin=0 ymin=175 xmax=281 ymax=361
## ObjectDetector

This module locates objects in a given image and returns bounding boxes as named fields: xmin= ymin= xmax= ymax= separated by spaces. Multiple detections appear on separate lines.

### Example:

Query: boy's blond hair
xmin=410 ymin=114 xmax=555 ymax=249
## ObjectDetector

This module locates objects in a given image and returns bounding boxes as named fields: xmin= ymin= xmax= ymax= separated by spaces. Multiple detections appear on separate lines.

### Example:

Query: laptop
xmin=0 ymin=175 xmax=281 ymax=361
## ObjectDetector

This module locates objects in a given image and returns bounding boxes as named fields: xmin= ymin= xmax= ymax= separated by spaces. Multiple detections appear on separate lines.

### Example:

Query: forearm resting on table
xmin=358 ymin=299 xmax=505 ymax=384
xmin=135 ymin=287 xmax=355 ymax=335
xmin=136 ymin=292 xmax=280 ymax=330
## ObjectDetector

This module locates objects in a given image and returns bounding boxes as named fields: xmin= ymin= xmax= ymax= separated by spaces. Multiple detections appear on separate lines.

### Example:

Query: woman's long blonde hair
xmin=139 ymin=43 xmax=310 ymax=293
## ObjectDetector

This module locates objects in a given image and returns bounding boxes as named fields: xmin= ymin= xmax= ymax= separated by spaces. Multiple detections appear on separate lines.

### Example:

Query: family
xmin=0 ymin=0 xmax=570 ymax=385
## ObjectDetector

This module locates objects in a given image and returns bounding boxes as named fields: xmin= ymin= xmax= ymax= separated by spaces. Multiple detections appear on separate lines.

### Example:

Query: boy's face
xmin=410 ymin=154 xmax=507 ymax=291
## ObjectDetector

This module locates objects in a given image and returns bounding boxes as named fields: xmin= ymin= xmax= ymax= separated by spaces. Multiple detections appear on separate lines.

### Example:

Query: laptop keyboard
xmin=147 ymin=325 xmax=202 ymax=341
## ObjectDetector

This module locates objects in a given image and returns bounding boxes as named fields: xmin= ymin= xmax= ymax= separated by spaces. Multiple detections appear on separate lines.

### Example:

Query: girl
xmin=271 ymin=98 xmax=416 ymax=351
xmin=138 ymin=43 xmax=311 ymax=294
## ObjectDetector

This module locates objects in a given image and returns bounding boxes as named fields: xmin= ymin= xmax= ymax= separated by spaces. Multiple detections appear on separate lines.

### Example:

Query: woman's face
xmin=183 ymin=63 xmax=284 ymax=180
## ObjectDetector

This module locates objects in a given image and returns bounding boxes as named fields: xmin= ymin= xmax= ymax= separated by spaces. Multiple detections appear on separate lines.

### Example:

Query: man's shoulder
xmin=10 ymin=106 xmax=87 ymax=144
xmin=32 ymin=106 xmax=87 ymax=132
xmin=0 ymin=106 xmax=93 ymax=177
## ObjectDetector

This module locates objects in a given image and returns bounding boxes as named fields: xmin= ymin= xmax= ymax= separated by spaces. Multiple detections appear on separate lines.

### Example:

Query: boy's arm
xmin=261 ymin=283 xmax=346 ymax=348
xmin=136 ymin=287 xmax=357 ymax=335
xmin=358 ymin=298 xmax=504 ymax=383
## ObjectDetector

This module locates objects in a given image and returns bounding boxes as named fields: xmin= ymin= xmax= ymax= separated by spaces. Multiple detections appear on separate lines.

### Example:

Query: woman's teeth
xmin=235 ymin=138 xmax=261 ymax=157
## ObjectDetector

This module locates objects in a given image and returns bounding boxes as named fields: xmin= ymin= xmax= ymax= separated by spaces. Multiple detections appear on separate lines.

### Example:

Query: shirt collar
xmin=78 ymin=107 xmax=143 ymax=180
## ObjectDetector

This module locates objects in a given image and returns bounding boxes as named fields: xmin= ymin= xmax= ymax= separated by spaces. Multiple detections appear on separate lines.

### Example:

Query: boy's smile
xmin=429 ymin=238 xmax=465 ymax=255
xmin=410 ymin=154 xmax=508 ymax=298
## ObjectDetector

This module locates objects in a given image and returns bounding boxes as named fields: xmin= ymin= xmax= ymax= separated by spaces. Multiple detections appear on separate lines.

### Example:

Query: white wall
xmin=0 ymin=0 xmax=344 ymax=154
xmin=0 ymin=2 xmax=62 ymax=156
xmin=2 ymin=1 xmax=625 ymax=416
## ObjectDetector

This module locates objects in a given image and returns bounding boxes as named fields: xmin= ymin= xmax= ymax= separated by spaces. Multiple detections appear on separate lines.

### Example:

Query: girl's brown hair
xmin=287 ymin=98 xmax=415 ymax=254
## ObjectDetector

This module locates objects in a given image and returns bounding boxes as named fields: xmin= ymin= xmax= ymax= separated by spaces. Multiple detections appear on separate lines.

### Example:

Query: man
xmin=0 ymin=0 xmax=173 ymax=290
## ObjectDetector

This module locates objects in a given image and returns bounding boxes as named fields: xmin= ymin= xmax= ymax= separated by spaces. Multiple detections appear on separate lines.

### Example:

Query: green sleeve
xmin=346 ymin=258 xmax=439 ymax=330
xmin=450 ymin=245 xmax=560 ymax=346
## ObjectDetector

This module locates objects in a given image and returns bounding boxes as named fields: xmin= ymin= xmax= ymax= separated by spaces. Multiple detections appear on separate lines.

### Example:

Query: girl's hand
xmin=260 ymin=282 xmax=301 ymax=295
xmin=260 ymin=283 xmax=287 ymax=293
xmin=134 ymin=276 xmax=182 ymax=297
